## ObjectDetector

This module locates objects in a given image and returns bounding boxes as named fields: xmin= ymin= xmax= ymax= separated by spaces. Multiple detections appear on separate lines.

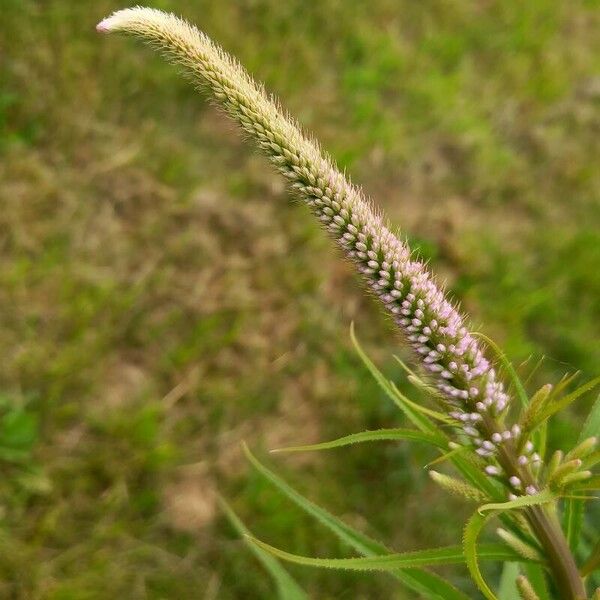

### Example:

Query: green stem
xmin=485 ymin=418 xmax=587 ymax=599
xmin=526 ymin=505 xmax=587 ymax=600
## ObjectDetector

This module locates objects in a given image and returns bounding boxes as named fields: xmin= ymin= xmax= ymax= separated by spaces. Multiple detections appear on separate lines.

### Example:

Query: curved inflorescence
xmin=98 ymin=11 xmax=597 ymax=596
xmin=97 ymin=7 xmax=535 ymax=490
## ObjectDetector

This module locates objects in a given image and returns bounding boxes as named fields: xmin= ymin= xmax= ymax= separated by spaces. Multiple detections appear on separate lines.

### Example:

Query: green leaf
xmin=407 ymin=373 xmax=445 ymax=401
xmin=581 ymin=538 xmax=600 ymax=577
xmin=350 ymin=323 xmax=402 ymax=404
xmin=536 ymin=376 xmax=600 ymax=427
xmin=351 ymin=326 xmax=501 ymax=501
xmin=244 ymin=443 xmax=385 ymax=555
xmin=245 ymin=537 xmax=529 ymax=571
xmin=581 ymin=392 xmax=600 ymax=441
xmin=464 ymin=511 xmax=499 ymax=600
xmin=271 ymin=428 xmax=446 ymax=454
xmin=425 ymin=445 xmax=466 ymax=468
xmin=389 ymin=352 xmax=419 ymax=377
xmin=523 ymin=356 xmax=545 ymax=386
xmin=582 ymin=450 xmax=600 ymax=470
xmin=523 ymin=564 xmax=550 ymax=600
xmin=244 ymin=444 xmax=470 ymax=600
xmin=219 ymin=497 xmax=308 ymax=600
xmin=390 ymin=380 xmax=455 ymax=424
xmin=549 ymin=372 xmax=581 ymax=402
xmin=498 ymin=562 xmax=520 ymax=600
xmin=563 ymin=497 xmax=584 ymax=553
xmin=465 ymin=492 xmax=554 ymax=600
xmin=473 ymin=332 xmax=528 ymax=408
xmin=569 ymin=476 xmax=600 ymax=491
xmin=478 ymin=490 xmax=555 ymax=514
xmin=350 ymin=324 xmax=439 ymax=437
xmin=537 ymin=420 xmax=548 ymax=463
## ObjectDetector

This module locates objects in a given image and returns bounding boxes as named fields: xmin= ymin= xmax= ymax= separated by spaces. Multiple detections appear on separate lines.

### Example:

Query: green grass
xmin=1 ymin=1 xmax=599 ymax=597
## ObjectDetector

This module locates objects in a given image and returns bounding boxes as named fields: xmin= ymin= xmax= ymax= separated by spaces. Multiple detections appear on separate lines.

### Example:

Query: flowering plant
xmin=98 ymin=8 xmax=599 ymax=599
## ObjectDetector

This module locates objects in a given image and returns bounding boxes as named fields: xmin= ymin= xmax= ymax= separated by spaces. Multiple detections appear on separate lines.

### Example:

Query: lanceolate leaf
xmin=244 ymin=444 xmax=383 ymax=555
xmin=563 ymin=392 xmax=599 ymax=572
xmin=569 ymin=476 xmax=600 ymax=491
xmin=407 ymin=373 xmax=445 ymax=401
xmin=537 ymin=420 xmax=548 ymax=463
xmin=425 ymin=445 xmax=466 ymax=468
xmin=352 ymin=327 xmax=502 ymax=501
xmin=581 ymin=538 xmax=600 ymax=577
xmin=350 ymin=325 xmax=440 ymax=437
xmin=244 ymin=444 xmax=470 ymax=600
xmin=582 ymin=451 xmax=600 ymax=470
xmin=463 ymin=491 xmax=554 ymax=600
xmin=390 ymin=381 xmax=455 ymax=424
xmin=536 ymin=376 xmax=600 ymax=427
xmin=271 ymin=428 xmax=445 ymax=454
xmin=350 ymin=323 xmax=402 ymax=404
xmin=245 ymin=536 xmax=530 ymax=571
xmin=478 ymin=490 xmax=555 ymax=514
xmin=549 ymin=372 xmax=581 ymax=402
xmin=523 ymin=355 xmax=545 ymax=386
xmin=581 ymin=392 xmax=600 ymax=441
xmin=219 ymin=497 xmax=308 ymax=600
xmin=465 ymin=492 xmax=555 ymax=600
xmin=563 ymin=497 xmax=584 ymax=553
xmin=390 ymin=353 xmax=419 ymax=379
xmin=389 ymin=357 xmax=459 ymax=425
xmin=498 ymin=562 xmax=520 ymax=600
xmin=464 ymin=511 xmax=499 ymax=600
xmin=523 ymin=564 xmax=551 ymax=600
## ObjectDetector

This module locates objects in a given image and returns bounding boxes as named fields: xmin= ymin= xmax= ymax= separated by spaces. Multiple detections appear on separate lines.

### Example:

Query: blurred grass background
xmin=1 ymin=1 xmax=599 ymax=598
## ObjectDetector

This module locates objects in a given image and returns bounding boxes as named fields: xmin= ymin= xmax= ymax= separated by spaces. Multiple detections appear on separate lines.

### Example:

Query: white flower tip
xmin=96 ymin=10 xmax=126 ymax=34
xmin=96 ymin=8 xmax=146 ymax=34
xmin=96 ymin=18 xmax=112 ymax=33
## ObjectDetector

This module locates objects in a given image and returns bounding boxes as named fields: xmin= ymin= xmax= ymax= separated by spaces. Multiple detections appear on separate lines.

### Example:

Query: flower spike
xmin=97 ymin=7 xmax=513 ymax=466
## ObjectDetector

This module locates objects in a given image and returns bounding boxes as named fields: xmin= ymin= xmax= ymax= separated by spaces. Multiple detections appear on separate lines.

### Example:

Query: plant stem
xmin=526 ymin=505 xmax=587 ymax=600
xmin=489 ymin=424 xmax=587 ymax=599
